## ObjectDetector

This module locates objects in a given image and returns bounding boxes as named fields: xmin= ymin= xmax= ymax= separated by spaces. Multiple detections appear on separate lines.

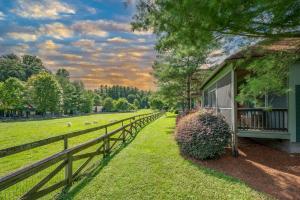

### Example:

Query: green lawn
xmin=60 ymin=114 xmax=267 ymax=200
xmin=0 ymin=109 xmax=151 ymax=149
xmin=0 ymin=110 xmax=151 ymax=176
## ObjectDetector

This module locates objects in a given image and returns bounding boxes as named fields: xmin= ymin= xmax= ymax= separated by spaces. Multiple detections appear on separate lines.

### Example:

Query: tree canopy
xmin=27 ymin=72 xmax=63 ymax=114
xmin=0 ymin=54 xmax=49 ymax=82
xmin=0 ymin=77 xmax=25 ymax=111
xmin=132 ymin=0 xmax=300 ymax=52
xmin=236 ymin=52 xmax=300 ymax=106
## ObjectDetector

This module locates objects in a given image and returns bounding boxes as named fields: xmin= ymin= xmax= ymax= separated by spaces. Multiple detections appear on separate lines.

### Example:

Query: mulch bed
xmin=191 ymin=138 xmax=300 ymax=200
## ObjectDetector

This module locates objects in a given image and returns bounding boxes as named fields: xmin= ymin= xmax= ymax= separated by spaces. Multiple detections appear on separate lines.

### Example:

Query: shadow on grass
xmin=165 ymin=126 xmax=176 ymax=135
xmin=182 ymin=153 xmax=243 ymax=184
xmin=55 ymin=123 xmax=152 ymax=200
xmin=164 ymin=115 xmax=177 ymax=119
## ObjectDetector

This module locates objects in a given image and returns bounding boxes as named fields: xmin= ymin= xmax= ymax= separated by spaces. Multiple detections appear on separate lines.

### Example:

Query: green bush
xmin=175 ymin=111 xmax=231 ymax=160
xmin=114 ymin=98 xmax=130 ymax=111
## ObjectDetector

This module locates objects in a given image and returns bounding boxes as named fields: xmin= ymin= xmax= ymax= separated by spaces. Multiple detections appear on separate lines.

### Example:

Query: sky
xmin=0 ymin=0 xmax=156 ymax=90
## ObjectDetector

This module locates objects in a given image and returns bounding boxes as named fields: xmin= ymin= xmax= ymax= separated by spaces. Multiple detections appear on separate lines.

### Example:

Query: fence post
xmin=104 ymin=127 xmax=110 ymax=157
xmin=122 ymin=128 xmax=126 ymax=143
xmin=66 ymin=153 xmax=73 ymax=186
xmin=64 ymin=137 xmax=68 ymax=182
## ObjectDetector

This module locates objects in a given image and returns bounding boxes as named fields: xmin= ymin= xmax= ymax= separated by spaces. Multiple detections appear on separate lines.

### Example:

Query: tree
xmin=55 ymin=69 xmax=79 ymax=114
xmin=22 ymin=55 xmax=48 ymax=78
xmin=0 ymin=82 xmax=3 ymax=109
xmin=114 ymin=98 xmax=130 ymax=111
xmin=150 ymin=96 xmax=164 ymax=110
xmin=0 ymin=54 xmax=48 ymax=82
xmin=27 ymin=72 xmax=63 ymax=114
xmin=133 ymin=99 xmax=140 ymax=109
xmin=236 ymin=52 xmax=300 ymax=106
xmin=132 ymin=0 xmax=300 ymax=53
xmin=95 ymin=85 xmax=151 ymax=107
xmin=103 ymin=97 xmax=114 ymax=112
xmin=0 ymin=54 xmax=26 ymax=81
xmin=56 ymin=68 xmax=70 ymax=79
xmin=0 ymin=77 xmax=25 ymax=115
xmin=94 ymin=94 xmax=102 ymax=106
xmin=140 ymin=96 xmax=149 ymax=108
xmin=80 ymin=90 xmax=94 ymax=113
xmin=72 ymin=81 xmax=85 ymax=113
xmin=152 ymin=48 xmax=210 ymax=111
xmin=127 ymin=94 xmax=136 ymax=103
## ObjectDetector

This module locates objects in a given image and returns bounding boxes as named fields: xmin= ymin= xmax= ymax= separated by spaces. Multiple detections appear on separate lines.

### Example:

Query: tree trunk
xmin=186 ymin=76 xmax=192 ymax=111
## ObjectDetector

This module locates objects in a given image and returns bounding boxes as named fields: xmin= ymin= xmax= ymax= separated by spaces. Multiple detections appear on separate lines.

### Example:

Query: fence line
xmin=0 ymin=112 xmax=154 ymax=158
xmin=0 ymin=112 xmax=163 ymax=199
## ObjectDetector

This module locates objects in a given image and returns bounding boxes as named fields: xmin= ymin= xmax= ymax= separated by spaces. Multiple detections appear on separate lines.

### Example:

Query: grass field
xmin=0 ymin=110 xmax=151 ymax=176
xmin=59 ymin=114 xmax=267 ymax=200
xmin=0 ymin=110 xmax=154 ymax=199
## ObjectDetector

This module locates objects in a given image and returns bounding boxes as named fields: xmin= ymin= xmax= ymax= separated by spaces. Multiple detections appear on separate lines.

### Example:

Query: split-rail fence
xmin=0 ymin=112 xmax=163 ymax=199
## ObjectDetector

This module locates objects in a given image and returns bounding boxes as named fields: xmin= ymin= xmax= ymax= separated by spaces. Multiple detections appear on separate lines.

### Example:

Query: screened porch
xmin=202 ymin=69 xmax=289 ymax=137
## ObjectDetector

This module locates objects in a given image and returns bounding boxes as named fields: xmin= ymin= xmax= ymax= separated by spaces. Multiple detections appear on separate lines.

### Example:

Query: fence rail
xmin=0 ymin=112 xmax=154 ymax=158
xmin=0 ymin=112 xmax=163 ymax=199
xmin=237 ymin=108 xmax=288 ymax=131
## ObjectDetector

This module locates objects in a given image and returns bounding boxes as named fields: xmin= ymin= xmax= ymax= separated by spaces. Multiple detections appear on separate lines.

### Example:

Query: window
xmin=204 ymin=84 xmax=216 ymax=108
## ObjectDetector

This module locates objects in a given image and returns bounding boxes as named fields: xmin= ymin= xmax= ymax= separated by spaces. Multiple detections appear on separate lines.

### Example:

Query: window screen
xmin=216 ymin=73 xmax=232 ymax=108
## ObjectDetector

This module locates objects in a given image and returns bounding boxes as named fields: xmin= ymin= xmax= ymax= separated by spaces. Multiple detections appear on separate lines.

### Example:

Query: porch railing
xmin=237 ymin=108 xmax=288 ymax=132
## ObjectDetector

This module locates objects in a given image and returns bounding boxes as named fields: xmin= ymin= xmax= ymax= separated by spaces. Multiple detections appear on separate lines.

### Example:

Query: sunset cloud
xmin=7 ymin=32 xmax=37 ymax=42
xmin=39 ymin=40 xmax=61 ymax=50
xmin=72 ymin=20 xmax=110 ymax=37
xmin=0 ymin=1 xmax=156 ymax=90
xmin=107 ymin=37 xmax=130 ymax=43
xmin=39 ymin=23 xmax=74 ymax=39
xmin=72 ymin=19 xmax=130 ymax=35
xmin=12 ymin=0 xmax=75 ymax=19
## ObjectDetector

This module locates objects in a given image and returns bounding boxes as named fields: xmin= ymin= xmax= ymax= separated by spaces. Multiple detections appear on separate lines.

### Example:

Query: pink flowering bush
xmin=175 ymin=111 xmax=231 ymax=160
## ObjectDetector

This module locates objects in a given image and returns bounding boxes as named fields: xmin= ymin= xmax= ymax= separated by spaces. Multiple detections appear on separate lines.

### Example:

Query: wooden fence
xmin=0 ymin=112 xmax=163 ymax=199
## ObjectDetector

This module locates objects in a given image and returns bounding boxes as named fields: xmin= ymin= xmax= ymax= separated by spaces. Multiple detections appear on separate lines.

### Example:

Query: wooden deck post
xmin=231 ymin=69 xmax=239 ymax=157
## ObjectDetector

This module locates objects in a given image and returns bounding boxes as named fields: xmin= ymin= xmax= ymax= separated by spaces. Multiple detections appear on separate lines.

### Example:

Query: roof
xmin=200 ymin=38 xmax=300 ymax=90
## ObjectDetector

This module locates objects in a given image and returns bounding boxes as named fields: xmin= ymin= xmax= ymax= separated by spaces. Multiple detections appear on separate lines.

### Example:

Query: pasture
xmin=0 ymin=110 xmax=151 ymax=176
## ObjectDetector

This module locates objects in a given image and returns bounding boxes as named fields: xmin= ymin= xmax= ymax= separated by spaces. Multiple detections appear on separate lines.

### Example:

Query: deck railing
xmin=237 ymin=108 xmax=288 ymax=132
xmin=0 ymin=112 xmax=163 ymax=200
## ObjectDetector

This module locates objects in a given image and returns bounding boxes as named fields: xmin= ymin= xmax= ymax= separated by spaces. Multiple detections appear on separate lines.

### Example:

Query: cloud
xmin=71 ymin=39 xmax=103 ymax=53
xmin=137 ymin=38 xmax=146 ymax=43
xmin=72 ymin=20 xmax=109 ymax=37
xmin=132 ymin=30 xmax=153 ymax=35
xmin=71 ymin=66 xmax=155 ymax=90
xmin=12 ymin=0 xmax=75 ymax=19
xmin=72 ymin=39 xmax=95 ymax=49
xmin=7 ymin=32 xmax=37 ymax=42
xmin=107 ymin=37 xmax=130 ymax=43
xmin=39 ymin=40 xmax=61 ymax=50
xmin=39 ymin=23 xmax=74 ymax=39
xmin=86 ymin=7 xmax=97 ymax=14
xmin=72 ymin=19 xmax=130 ymax=36
xmin=63 ymin=54 xmax=83 ymax=60
xmin=0 ymin=12 xmax=5 ymax=20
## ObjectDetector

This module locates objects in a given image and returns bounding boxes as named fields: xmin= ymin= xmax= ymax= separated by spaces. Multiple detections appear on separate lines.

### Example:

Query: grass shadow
xmin=165 ymin=126 xmax=176 ymax=135
xmin=55 ymin=122 xmax=153 ymax=200
xmin=182 ymin=153 xmax=244 ymax=184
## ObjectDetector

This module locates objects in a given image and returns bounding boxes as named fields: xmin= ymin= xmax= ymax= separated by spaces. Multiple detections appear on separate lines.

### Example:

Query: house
xmin=200 ymin=38 xmax=300 ymax=154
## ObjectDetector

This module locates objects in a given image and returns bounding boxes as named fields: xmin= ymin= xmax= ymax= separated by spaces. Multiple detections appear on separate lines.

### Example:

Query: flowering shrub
xmin=175 ymin=111 xmax=231 ymax=160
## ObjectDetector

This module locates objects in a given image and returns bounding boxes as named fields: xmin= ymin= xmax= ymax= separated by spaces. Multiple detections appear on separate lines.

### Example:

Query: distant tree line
xmin=94 ymin=85 xmax=152 ymax=112
xmin=0 ymin=54 xmax=153 ymax=118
